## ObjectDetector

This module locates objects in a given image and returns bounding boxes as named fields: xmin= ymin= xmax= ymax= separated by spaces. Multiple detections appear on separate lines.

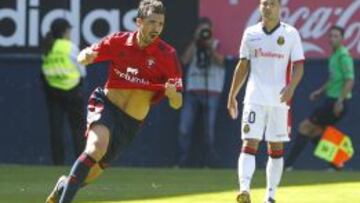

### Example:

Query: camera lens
xmin=199 ymin=28 xmax=212 ymax=40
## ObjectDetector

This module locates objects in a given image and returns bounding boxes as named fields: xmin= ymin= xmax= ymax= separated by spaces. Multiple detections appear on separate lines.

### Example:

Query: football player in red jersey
xmin=46 ymin=1 xmax=183 ymax=202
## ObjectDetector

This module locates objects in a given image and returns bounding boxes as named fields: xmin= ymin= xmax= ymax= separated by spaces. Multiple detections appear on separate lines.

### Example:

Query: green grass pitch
xmin=0 ymin=165 xmax=359 ymax=203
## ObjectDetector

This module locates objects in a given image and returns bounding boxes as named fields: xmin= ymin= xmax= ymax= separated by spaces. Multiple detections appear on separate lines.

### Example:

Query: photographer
xmin=178 ymin=17 xmax=225 ymax=167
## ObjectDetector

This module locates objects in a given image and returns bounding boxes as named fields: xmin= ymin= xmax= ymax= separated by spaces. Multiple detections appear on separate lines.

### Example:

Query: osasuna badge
xmin=147 ymin=58 xmax=155 ymax=68
xmin=277 ymin=36 xmax=285 ymax=46
xmin=243 ymin=124 xmax=250 ymax=134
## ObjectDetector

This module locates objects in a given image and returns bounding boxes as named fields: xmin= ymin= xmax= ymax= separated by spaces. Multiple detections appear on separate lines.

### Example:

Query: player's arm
xmin=77 ymin=47 xmax=98 ymax=66
xmin=280 ymin=62 xmax=304 ymax=103
xmin=333 ymin=55 xmax=355 ymax=116
xmin=281 ymin=29 xmax=305 ymax=103
xmin=309 ymin=80 xmax=329 ymax=101
xmin=315 ymin=81 xmax=329 ymax=93
xmin=338 ymin=79 xmax=354 ymax=102
xmin=333 ymin=78 xmax=354 ymax=116
xmin=227 ymin=59 xmax=249 ymax=119
xmin=78 ymin=32 xmax=123 ymax=66
xmin=228 ymin=29 xmax=250 ymax=119
xmin=69 ymin=43 xmax=87 ymax=77
xmin=338 ymin=56 xmax=355 ymax=103
xmin=166 ymin=51 xmax=183 ymax=110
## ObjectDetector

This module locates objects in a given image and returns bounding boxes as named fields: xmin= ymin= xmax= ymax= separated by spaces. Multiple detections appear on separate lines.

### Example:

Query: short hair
xmin=330 ymin=25 xmax=345 ymax=38
xmin=137 ymin=0 xmax=165 ymax=19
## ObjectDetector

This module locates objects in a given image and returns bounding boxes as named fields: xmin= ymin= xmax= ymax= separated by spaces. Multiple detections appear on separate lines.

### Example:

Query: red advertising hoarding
xmin=200 ymin=0 xmax=360 ymax=59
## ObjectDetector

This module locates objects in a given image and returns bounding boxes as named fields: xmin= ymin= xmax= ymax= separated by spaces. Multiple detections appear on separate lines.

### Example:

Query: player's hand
xmin=164 ymin=82 xmax=177 ymax=98
xmin=309 ymin=90 xmax=322 ymax=101
xmin=333 ymin=100 xmax=344 ymax=117
xmin=78 ymin=47 xmax=98 ymax=66
xmin=227 ymin=97 xmax=238 ymax=119
xmin=280 ymin=85 xmax=295 ymax=103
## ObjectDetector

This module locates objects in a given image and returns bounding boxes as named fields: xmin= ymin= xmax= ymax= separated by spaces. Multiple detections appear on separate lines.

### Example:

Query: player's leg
xmin=178 ymin=92 xmax=198 ymax=166
xmin=237 ymin=139 xmax=260 ymax=203
xmin=83 ymin=163 xmax=104 ymax=185
xmin=45 ymin=124 xmax=110 ymax=203
xmin=237 ymin=104 xmax=265 ymax=203
xmin=59 ymin=124 xmax=110 ymax=203
xmin=264 ymin=106 xmax=290 ymax=202
xmin=285 ymin=99 xmax=341 ymax=168
xmin=285 ymin=119 xmax=322 ymax=168
xmin=265 ymin=142 xmax=284 ymax=203
xmin=46 ymin=87 xmax=116 ymax=203
xmin=82 ymin=98 xmax=141 ymax=184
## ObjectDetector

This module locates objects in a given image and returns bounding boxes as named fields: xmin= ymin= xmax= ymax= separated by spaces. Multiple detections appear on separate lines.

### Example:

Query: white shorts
xmin=241 ymin=104 xmax=291 ymax=142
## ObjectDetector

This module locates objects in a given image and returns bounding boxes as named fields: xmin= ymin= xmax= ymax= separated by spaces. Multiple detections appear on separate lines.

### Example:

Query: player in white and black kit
xmin=227 ymin=0 xmax=305 ymax=202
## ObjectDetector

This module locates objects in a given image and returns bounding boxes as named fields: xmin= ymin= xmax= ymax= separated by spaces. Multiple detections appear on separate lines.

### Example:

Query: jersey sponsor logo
xmin=114 ymin=68 xmax=149 ymax=85
xmin=126 ymin=67 xmax=139 ymax=75
xmin=254 ymin=48 xmax=285 ymax=59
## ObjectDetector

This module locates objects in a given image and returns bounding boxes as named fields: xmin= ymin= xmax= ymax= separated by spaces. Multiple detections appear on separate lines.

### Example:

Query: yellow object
xmin=42 ymin=39 xmax=81 ymax=90
xmin=314 ymin=126 xmax=354 ymax=168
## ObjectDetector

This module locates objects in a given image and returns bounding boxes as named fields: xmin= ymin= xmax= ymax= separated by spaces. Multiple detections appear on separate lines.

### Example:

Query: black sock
xmin=285 ymin=133 xmax=310 ymax=167
xmin=59 ymin=153 xmax=96 ymax=203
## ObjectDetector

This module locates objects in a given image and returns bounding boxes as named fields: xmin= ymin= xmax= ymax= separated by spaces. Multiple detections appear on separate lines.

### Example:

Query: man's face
xmin=329 ymin=29 xmax=343 ymax=48
xmin=137 ymin=12 xmax=165 ymax=44
xmin=259 ymin=0 xmax=281 ymax=21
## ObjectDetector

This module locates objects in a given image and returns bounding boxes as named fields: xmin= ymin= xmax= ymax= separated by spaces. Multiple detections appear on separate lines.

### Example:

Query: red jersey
xmin=91 ymin=31 xmax=183 ymax=103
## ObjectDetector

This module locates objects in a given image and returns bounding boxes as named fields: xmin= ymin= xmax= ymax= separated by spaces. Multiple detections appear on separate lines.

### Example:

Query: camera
xmin=197 ymin=28 xmax=212 ymax=47
xmin=196 ymin=28 xmax=212 ymax=69
xmin=199 ymin=28 xmax=212 ymax=41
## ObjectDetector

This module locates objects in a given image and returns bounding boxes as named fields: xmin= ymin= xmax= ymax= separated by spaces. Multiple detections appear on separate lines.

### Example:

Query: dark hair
xmin=41 ymin=19 xmax=71 ymax=55
xmin=137 ymin=0 xmax=165 ymax=19
xmin=330 ymin=25 xmax=345 ymax=38
xmin=198 ymin=17 xmax=212 ymax=27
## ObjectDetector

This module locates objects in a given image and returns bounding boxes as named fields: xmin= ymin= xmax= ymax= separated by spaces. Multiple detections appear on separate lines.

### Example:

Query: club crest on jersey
xmin=243 ymin=124 xmax=250 ymax=134
xmin=277 ymin=36 xmax=285 ymax=46
xmin=147 ymin=58 xmax=156 ymax=68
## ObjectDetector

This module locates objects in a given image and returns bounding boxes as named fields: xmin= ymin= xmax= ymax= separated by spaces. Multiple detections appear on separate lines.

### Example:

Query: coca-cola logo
xmin=247 ymin=0 xmax=360 ymax=55
xmin=200 ymin=0 xmax=360 ymax=58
